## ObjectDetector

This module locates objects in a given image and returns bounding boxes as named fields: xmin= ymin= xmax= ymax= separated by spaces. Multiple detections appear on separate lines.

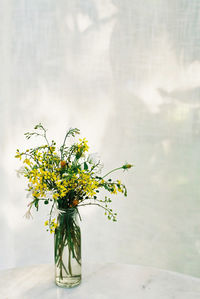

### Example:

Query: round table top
xmin=0 ymin=263 xmax=200 ymax=299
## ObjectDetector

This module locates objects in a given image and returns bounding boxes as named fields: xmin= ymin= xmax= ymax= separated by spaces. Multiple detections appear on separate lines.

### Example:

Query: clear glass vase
xmin=54 ymin=208 xmax=81 ymax=288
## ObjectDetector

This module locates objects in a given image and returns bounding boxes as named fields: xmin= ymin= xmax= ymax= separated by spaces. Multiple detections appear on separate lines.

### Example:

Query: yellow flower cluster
xmin=116 ymin=180 xmax=123 ymax=193
xmin=24 ymin=163 xmax=101 ymax=202
xmin=54 ymin=180 xmax=68 ymax=198
xmin=110 ymin=180 xmax=125 ymax=194
xmin=77 ymin=170 xmax=99 ymax=197
xmin=54 ymin=170 xmax=99 ymax=199
xmin=27 ymin=168 xmax=57 ymax=198
xmin=15 ymin=149 xmax=22 ymax=160
xmin=77 ymin=138 xmax=89 ymax=153
xmin=45 ymin=218 xmax=58 ymax=233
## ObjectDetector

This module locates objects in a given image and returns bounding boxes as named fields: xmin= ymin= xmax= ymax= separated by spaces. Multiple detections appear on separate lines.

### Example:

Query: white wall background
xmin=1 ymin=0 xmax=200 ymax=277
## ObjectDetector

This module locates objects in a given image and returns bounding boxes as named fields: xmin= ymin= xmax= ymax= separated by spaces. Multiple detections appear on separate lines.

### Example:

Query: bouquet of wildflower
xmin=15 ymin=123 xmax=132 ymax=224
xmin=15 ymin=123 xmax=133 ymax=287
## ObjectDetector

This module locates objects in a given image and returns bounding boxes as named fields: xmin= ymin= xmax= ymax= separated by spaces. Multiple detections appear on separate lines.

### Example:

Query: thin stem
xmin=57 ymin=229 xmax=67 ymax=279
xmin=48 ymin=202 xmax=55 ymax=230
xmin=60 ymin=128 xmax=80 ymax=160
xmin=60 ymin=131 xmax=70 ymax=160
xmin=89 ymin=160 xmax=101 ymax=173
xmin=60 ymin=258 xmax=69 ymax=276
xmin=43 ymin=131 xmax=50 ymax=147
xmin=68 ymin=247 xmax=72 ymax=276
xmin=76 ymin=208 xmax=82 ymax=221
xmin=78 ymin=202 xmax=113 ymax=215
xmin=102 ymin=167 xmax=123 ymax=179
xmin=38 ymin=124 xmax=50 ymax=147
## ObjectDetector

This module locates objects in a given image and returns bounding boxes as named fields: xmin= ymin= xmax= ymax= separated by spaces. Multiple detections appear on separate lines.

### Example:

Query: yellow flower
xmin=53 ymin=193 xmax=59 ymax=200
xmin=53 ymin=222 xmax=58 ymax=229
xmin=47 ymin=218 xmax=58 ymax=233
xmin=23 ymin=158 xmax=31 ymax=165
xmin=15 ymin=150 xmax=22 ymax=160
xmin=116 ymin=180 xmax=122 ymax=192
xmin=77 ymin=138 xmax=89 ymax=153
xmin=111 ymin=185 xmax=117 ymax=194
xmin=44 ymin=220 xmax=48 ymax=226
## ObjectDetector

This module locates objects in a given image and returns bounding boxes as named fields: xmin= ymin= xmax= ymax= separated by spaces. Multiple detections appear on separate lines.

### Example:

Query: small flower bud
xmin=60 ymin=160 xmax=66 ymax=168
xmin=122 ymin=163 xmax=133 ymax=170
xmin=72 ymin=199 xmax=79 ymax=206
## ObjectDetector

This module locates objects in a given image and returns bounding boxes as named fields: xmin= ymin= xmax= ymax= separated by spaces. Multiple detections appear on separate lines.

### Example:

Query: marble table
xmin=0 ymin=263 xmax=200 ymax=299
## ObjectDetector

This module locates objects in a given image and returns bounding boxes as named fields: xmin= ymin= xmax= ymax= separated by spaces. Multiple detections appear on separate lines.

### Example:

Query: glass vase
xmin=54 ymin=208 xmax=81 ymax=288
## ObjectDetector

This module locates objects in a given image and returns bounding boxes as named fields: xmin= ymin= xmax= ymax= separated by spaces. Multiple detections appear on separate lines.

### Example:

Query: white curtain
xmin=1 ymin=0 xmax=200 ymax=277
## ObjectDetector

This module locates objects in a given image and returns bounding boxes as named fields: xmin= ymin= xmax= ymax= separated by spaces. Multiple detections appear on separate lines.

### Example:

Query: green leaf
xmin=34 ymin=198 xmax=39 ymax=211
xmin=84 ymin=162 xmax=88 ymax=170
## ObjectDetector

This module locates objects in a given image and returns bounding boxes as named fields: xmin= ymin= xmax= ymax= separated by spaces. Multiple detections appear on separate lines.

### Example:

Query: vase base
xmin=55 ymin=275 xmax=81 ymax=288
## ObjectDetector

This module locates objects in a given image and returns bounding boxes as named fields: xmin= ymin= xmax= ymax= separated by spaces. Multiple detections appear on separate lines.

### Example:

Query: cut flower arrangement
xmin=15 ymin=123 xmax=133 ymax=287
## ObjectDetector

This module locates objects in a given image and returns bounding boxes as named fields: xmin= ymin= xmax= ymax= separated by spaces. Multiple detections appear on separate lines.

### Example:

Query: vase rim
xmin=57 ymin=207 xmax=78 ymax=214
